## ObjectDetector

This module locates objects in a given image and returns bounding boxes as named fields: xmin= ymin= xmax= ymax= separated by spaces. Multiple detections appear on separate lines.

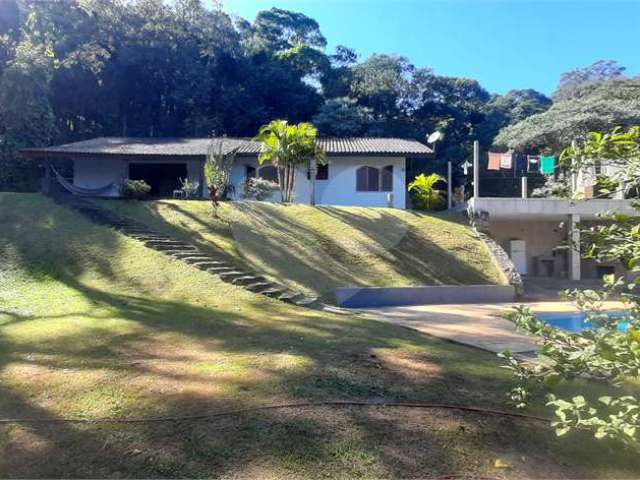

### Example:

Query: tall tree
xmin=553 ymin=59 xmax=626 ymax=102
xmin=495 ymin=78 xmax=640 ymax=151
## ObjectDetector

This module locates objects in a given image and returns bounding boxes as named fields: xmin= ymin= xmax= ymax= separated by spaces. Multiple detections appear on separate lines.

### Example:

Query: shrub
xmin=407 ymin=173 xmax=447 ymax=210
xmin=241 ymin=177 xmax=279 ymax=201
xmin=120 ymin=179 xmax=151 ymax=199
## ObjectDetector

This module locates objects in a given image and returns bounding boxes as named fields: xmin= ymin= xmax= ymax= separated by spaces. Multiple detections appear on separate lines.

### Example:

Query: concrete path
xmin=361 ymin=301 xmax=624 ymax=354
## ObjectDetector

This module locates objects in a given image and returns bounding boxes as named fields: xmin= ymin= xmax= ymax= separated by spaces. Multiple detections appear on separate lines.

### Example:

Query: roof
xmin=21 ymin=136 xmax=433 ymax=158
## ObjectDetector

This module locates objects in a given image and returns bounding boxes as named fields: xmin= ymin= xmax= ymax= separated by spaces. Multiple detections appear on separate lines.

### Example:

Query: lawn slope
xmin=1 ymin=193 xmax=637 ymax=478
xmin=96 ymin=199 xmax=505 ymax=302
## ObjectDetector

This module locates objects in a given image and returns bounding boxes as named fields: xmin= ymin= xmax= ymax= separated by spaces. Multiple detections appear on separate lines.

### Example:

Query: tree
xmin=502 ymin=125 xmax=640 ymax=446
xmin=312 ymin=97 xmax=376 ymax=137
xmin=407 ymin=173 xmax=446 ymax=210
xmin=349 ymin=54 xmax=414 ymax=126
xmin=248 ymin=8 xmax=326 ymax=53
xmin=553 ymin=60 xmax=626 ymax=102
xmin=494 ymin=78 xmax=640 ymax=151
xmin=254 ymin=120 xmax=325 ymax=203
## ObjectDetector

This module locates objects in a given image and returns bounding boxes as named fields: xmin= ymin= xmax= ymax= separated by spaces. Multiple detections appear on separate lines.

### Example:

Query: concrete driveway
xmin=360 ymin=301 xmax=623 ymax=354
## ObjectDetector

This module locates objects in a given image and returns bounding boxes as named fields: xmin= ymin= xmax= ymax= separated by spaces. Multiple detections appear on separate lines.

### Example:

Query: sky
xmin=221 ymin=0 xmax=640 ymax=95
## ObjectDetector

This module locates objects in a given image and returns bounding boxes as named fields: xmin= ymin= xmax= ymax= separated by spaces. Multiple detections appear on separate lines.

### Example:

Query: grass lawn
xmin=95 ymin=199 xmax=505 ymax=302
xmin=1 ymin=193 xmax=638 ymax=478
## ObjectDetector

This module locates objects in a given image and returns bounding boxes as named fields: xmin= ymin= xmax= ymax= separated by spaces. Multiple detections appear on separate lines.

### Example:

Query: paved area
xmin=361 ymin=301 xmax=624 ymax=354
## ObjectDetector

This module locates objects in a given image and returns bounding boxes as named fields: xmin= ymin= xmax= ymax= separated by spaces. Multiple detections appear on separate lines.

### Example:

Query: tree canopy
xmin=494 ymin=78 xmax=640 ymax=151
xmin=0 ymin=0 xmax=619 ymax=194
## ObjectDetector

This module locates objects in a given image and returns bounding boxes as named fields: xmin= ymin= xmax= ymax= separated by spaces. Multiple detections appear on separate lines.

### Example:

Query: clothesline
xmin=481 ymin=151 xmax=557 ymax=176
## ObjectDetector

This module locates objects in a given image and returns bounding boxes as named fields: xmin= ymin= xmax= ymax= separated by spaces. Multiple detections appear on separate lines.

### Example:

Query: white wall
xmin=74 ymin=157 xmax=125 ymax=197
xmin=230 ymin=156 xmax=407 ymax=208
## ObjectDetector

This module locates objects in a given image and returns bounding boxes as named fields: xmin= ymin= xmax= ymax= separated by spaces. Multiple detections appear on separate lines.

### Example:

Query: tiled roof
xmin=22 ymin=136 xmax=433 ymax=157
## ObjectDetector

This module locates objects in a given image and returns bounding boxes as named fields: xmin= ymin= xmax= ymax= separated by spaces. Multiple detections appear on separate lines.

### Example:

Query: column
xmin=447 ymin=161 xmax=452 ymax=209
xmin=568 ymin=214 xmax=581 ymax=281
xmin=473 ymin=140 xmax=479 ymax=198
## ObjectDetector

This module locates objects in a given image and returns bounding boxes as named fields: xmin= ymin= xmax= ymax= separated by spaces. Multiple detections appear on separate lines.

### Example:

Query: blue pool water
xmin=537 ymin=311 xmax=629 ymax=333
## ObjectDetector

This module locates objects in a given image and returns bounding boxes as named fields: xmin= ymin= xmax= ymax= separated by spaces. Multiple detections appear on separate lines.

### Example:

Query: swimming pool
xmin=536 ymin=311 xmax=629 ymax=333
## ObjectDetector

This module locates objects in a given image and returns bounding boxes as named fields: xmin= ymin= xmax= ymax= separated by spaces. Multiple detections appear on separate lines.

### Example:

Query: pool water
xmin=537 ymin=311 xmax=629 ymax=333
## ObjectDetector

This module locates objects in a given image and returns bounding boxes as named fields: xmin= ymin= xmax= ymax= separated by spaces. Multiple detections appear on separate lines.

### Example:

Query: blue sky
xmin=221 ymin=0 xmax=640 ymax=95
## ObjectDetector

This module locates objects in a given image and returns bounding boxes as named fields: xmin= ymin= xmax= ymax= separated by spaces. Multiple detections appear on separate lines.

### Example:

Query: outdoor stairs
xmin=51 ymin=193 xmax=347 ymax=313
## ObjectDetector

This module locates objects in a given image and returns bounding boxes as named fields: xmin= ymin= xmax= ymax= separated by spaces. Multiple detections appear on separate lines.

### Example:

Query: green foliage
xmin=495 ymin=79 xmax=640 ymax=151
xmin=312 ymin=97 xmax=375 ymax=136
xmin=502 ymin=126 xmax=640 ymax=446
xmin=531 ymin=175 xmax=572 ymax=199
xmin=553 ymin=60 xmax=626 ymax=102
xmin=241 ymin=177 xmax=279 ymax=201
xmin=120 ymin=179 xmax=150 ymax=199
xmin=0 ymin=0 xmax=550 ymax=194
xmin=407 ymin=173 xmax=446 ymax=210
xmin=204 ymin=139 xmax=236 ymax=200
xmin=254 ymin=120 xmax=325 ymax=203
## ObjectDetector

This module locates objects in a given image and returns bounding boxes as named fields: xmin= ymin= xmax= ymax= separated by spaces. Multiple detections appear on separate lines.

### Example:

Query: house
xmin=467 ymin=157 xmax=635 ymax=282
xmin=22 ymin=136 xmax=432 ymax=209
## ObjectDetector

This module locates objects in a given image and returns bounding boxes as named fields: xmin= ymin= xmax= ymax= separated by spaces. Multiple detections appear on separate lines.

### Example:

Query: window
xmin=356 ymin=166 xmax=380 ymax=192
xmin=356 ymin=165 xmax=393 ymax=192
xmin=381 ymin=165 xmax=393 ymax=191
xmin=258 ymin=165 xmax=278 ymax=183
xmin=246 ymin=165 xmax=256 ymax=180
xmin=307 ymin=163 xmax=329 ymax=180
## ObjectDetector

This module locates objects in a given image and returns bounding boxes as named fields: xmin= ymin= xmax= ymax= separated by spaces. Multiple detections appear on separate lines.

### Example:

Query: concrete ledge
xmin=335 ymin=285 xmax=516 ymax=308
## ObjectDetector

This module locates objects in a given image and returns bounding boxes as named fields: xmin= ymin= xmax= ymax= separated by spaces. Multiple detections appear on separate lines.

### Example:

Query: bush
xmin=407 ymin=173 xmax=447 ymax=210
xmin=120 ymin=179 xmax=151 ymax=199
xmin=241 ymin=177 xmax=279 ymax=201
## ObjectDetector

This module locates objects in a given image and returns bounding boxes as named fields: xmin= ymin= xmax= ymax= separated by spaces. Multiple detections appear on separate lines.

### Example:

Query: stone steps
xmin=50 ymin=193 xmax=335 ymax=312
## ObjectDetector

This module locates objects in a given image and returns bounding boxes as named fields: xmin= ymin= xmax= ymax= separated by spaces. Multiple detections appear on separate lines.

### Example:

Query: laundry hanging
xmin=515 ymin=154 xmax=527 ymax=172
xmin=500 ymin=152 xmax=513 ymax=169
xmin=527 ymin=155 xmax=540 ymax=172
xmin=461 ymin=160 xmax=472 ymax=175
xmin=540 ymin=155 xmax=556 ymax=175
xmin=487 ymin=152 xmax=501 ymax=171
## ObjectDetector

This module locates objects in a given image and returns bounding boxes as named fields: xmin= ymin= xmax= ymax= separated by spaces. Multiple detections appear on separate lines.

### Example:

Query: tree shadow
xmin=2 ymin=194 xmax=639 ymax=477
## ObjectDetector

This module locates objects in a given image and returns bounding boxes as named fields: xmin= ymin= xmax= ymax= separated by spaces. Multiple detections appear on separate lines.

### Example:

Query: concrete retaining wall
xmin=335 ymin=285 xmax=516 ymax=308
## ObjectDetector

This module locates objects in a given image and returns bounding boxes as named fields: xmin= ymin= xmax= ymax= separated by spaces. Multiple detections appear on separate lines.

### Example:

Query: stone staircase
xmin=52 ymin=193 xmax=346 ymax=312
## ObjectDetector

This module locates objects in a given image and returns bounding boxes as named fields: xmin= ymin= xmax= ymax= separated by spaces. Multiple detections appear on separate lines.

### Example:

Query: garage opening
xmin=129 ymin=163 xmax=187 ymax=197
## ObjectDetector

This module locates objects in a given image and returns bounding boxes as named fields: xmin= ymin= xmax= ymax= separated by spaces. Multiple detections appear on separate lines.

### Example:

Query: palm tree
xmin=407 ymin=173 xmax=447 ymax=210
xmin=254 ymin=120 xmax=326 ymax=204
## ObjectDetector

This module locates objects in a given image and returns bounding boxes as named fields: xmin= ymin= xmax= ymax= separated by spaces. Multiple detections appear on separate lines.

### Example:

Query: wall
xmin=230 ymin=155 xmax=407 ymax=208
xmin=488 ymin=220 xmax=568 ymax=277
xmin=336 ymin=285 xmax=516 ymax=308
xmin=74 ymin=157 xmax=124 ymax=197
xmin=74 ymin=157 xmax=202 ymax=197
xmin=486 ymin=219 xmax=625 ymax=280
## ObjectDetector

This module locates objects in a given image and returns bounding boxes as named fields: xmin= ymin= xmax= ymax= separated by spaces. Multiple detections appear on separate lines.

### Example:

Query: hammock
xmin=51 ymin=165 xmax=116 ymax=196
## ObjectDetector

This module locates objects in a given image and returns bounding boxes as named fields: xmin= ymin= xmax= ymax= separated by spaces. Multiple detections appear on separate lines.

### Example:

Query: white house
xmin=23 ymin=136 xmax=433 ymax=209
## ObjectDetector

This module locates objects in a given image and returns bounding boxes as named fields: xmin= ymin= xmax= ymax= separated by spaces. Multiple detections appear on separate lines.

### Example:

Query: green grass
xmin=95 ymin=199 xmax=505 ymax=302
xmin=0 ymin=193 xmax=638 ymax=478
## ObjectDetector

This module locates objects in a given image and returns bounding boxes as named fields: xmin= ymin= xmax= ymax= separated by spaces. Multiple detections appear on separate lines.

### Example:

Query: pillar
xmin=521 ymin=176 xmax=528 ymax=199
xmin=447 ymin=161 xmax=452 ymax=209
xmin=473 ymin=140 xmax=479 ymax=198
xmin=568 ymin=214 xmax=581 ymax=281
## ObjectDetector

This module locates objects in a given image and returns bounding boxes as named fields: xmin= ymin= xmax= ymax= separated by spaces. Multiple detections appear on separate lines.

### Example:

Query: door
xmin=509 ymin=240 xmax=527 ymax=275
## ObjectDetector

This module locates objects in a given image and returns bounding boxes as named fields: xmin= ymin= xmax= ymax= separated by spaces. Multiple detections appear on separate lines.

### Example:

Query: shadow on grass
xmin=1 ymin=194 xmax=639 ymax=477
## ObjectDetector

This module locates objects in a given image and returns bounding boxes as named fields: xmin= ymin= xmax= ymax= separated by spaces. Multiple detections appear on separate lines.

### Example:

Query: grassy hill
xmin=1 ymin=193 xmax=637 ymax=478
xmin=95 ymin=199 xmax=505 ymax=302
